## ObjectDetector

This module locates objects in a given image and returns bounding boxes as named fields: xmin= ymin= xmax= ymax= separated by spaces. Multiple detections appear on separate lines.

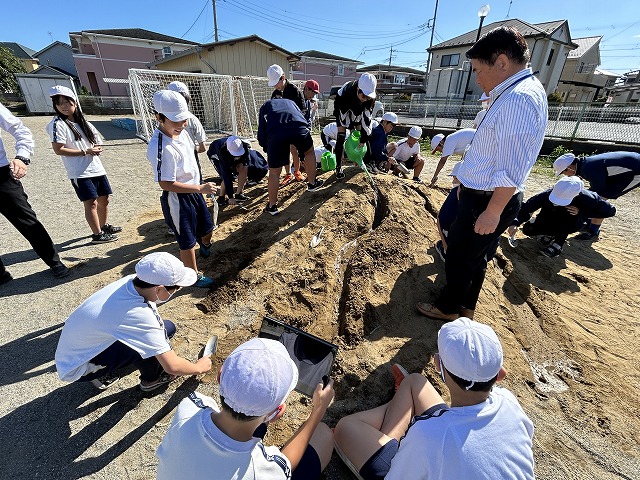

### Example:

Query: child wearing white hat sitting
xmin=157 ymin=338 xmax=335 ymax=480
xmin=334 ymin=318 xmax=535 ymax=480
xmin=386 ymin=125 xmax=425 ymax=183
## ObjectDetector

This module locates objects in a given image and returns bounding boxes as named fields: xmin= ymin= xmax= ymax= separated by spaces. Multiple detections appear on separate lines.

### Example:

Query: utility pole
xmin=424 ymin=0 xmax=439 ymax=92
xmin=388 ymin=46 xmax=394 ymax=66
xmin=212 ymin=0 xmax=219 ymax=42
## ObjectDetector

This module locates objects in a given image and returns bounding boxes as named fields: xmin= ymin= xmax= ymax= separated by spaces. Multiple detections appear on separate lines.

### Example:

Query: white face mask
xmin=155 ymin=287 xmax=175 ymax=304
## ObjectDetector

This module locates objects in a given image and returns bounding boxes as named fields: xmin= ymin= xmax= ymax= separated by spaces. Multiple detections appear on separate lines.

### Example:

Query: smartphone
xmin=258 ymin=316 xmax=338 ymax=397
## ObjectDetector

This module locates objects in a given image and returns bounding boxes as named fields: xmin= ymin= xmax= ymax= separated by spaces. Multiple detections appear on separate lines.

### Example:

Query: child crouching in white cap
xmin=334 ymin=318 xmax=535 ymax=480
xmin=157 ymin=338 xmax=335 ymax=480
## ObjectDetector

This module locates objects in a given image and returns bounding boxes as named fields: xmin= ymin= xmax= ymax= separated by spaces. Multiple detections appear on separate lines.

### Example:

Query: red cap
xmin=305 ymin=80 xmax=320 ymax=94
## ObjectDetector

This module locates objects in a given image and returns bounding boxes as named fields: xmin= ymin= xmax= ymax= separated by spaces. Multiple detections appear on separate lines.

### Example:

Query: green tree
xmin=547 ymin=91 xmax=563 ymax=103
xmin=0 ymin=46 xmax=27 ymax=94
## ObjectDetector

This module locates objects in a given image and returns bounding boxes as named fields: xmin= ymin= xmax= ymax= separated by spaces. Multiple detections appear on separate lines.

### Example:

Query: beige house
xmin=150 ymin=35 xmax=299 ymax=77
xmin=606 ymin=70 xmax=640 ymax=103
xmin=556 ymin=36 xmax=618 ymax=102
xmin=0 ymin=42 xmax=39 ymax=72
xmin=426 ymin=19 xmax=577 ymax=99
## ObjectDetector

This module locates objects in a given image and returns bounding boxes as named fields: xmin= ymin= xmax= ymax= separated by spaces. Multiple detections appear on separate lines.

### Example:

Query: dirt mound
xmin=172 ymin=166 xmax=639 ymax=478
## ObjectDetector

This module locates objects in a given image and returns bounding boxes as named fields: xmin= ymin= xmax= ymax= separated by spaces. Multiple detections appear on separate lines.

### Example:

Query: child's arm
xmin=159 ymin=180 xmax=216 ymax=195
xmin=51 ymin=143 xmax=102 ymax=156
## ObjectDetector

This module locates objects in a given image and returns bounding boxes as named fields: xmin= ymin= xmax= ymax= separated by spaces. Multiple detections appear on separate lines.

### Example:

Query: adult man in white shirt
xmin=416 ymin=26 xmax=548 ymax=321
xmin=0 ymin=102 xmax=69 ymax=283
xmin=429 ymin=128 xmax=476 ymax=186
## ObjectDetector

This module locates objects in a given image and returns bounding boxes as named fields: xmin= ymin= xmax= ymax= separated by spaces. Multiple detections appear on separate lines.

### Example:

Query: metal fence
xmin=392 ymin=98 xmax=640 ymax=146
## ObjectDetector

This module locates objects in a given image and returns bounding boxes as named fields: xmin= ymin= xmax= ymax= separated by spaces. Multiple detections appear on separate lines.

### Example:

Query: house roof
xmin=30 ymin=64 xmax=77 ymax=77
xmin=294 ymin=50 xmax=362 ymax=64
xmin=0 ymin=42 xmax=37 ymax=59
xmin=68 ymin=28 xmax=199 ymax=45
xmin=595 ymin=68 xmax=619 ymax=78
xmin=428 ymin=19 xmax=574 ymax=51
xmin=151 ymin=34 xmax=299 ymax=66
xmin=568 ymin=36 xmax=601 ymax=59
xmin=357 ymin=64 xmax=426 ymax=76
xmin=33 ymin=41 xmax=72 ymax=57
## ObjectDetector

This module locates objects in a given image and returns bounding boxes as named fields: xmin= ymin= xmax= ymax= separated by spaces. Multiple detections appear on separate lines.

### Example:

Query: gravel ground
xmin=1 ymin=114 xmax=638 ymax=479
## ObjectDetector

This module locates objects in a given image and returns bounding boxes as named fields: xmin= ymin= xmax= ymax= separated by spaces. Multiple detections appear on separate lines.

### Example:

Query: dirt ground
xmin=0 ymin=115 xmax=638 ymax=479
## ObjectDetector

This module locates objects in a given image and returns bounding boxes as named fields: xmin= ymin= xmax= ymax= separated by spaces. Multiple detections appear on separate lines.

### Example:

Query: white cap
xmin=408 ymin=126 xmax=422 ymax=139
xmin=431 ymin=133 xmax=445 ymax=153
xmin=553 ymin=153 xmax=576 ymax=176
xmin=220 ymin=338 xmax=298 ymax=417
xmin=49 ymin=85 xmax=77 ymax=101
xmin=153 ymin=90 xmax=194 ymax=122
xmin=167 ymin=81 xmax=189 ymax=95
xmin=549 ymin=176 xmax=584 ymax=206
xmin=226 ymin=135 xmax=245 ymax=157
xmin=479 ymin=93 xmax=490 ymax=102
xmin=267 ymin=64 xmax=285 ymax=87
xmin=134 ymin=252 xmax=197 ymax=287
xmin=438 ymin=317 xmax=503 ymax=383
xmin=381 ymin=112 xmax=398 ymax=123
xmin=357 ymin=73 xmax=377 ymax=99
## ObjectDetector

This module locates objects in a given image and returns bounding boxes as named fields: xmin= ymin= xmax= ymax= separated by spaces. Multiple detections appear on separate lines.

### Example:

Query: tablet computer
xmin=258 ymin=316 xmax=338 ymax=397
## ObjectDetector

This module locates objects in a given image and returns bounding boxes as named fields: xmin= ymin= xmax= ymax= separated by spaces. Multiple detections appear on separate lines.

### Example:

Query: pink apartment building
xmin=291 ymin=50 xmax=363 ymax=95
xmin=69 ymin=28 xmax=198 ymax=96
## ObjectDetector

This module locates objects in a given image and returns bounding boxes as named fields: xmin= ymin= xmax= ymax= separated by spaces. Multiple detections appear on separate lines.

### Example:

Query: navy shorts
xmin=267 ymin=127 xmax=314 ymax=168
xmin=402 ymin=155 xmax=418 ymax=170
xmin=71 ymin=175 xmax=113 ymax=201
xmin=160 ymin=191 xmax=214 ymax=250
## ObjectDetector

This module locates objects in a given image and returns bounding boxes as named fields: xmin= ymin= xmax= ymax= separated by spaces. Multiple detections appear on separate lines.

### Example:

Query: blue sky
xmin=6 ymin=0 xmax=640 ymax=74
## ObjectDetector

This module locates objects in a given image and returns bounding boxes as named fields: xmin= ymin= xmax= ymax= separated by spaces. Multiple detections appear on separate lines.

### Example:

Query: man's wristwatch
xmin=15 ymin=155 xmax=30 ymax=165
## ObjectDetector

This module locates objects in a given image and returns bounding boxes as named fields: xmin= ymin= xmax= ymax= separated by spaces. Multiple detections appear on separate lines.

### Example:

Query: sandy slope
xmin=0 ymin=115 xmax=638 ymax=479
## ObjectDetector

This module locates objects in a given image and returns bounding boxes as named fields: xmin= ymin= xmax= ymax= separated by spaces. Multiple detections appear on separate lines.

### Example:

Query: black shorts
xmin=160 ymin=191 xmax=214 ymax=250
xmin=266 ymin=127 xmax=314 ymax=168
xmin=402 ymin=155 xmax=418 ymax=170
xmin=71 ymin=175 xmax=112 ymax=201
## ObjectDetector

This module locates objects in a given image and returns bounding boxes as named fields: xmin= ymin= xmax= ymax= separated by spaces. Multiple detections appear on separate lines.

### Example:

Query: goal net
xmin=128 ymin=69 xmax=308 ymax=142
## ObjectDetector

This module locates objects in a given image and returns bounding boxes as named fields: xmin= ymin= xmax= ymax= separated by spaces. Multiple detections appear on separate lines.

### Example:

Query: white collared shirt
xmin=0 ymin=102 xmax=34 ymax=168
xmin=456 ymin=68 xmax=548 ymax=192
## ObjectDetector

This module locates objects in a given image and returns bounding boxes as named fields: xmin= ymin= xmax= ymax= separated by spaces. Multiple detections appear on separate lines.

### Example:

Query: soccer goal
xmin=128 ymin=69 xmax=307 ymax=142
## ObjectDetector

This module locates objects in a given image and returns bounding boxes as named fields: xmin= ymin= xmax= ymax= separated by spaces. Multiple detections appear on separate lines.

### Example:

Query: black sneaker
xmin=199 ymin=241 xmax=212 ymax=259
xmin=51 ymin=263 xmax=71 ymax=278
xmin=336 ymin=170 xmax=345 ymax=179
xmin=575 ymin=231 xmax=599 ymax=241
xmin=541 ymin=243 xmax=562 ymax=258
xmin=0 ymin=271 xmax=13 ymax=286
xmin=307 ymin=179 xmax=325 ymax=191
xmin=413 ymin=176 xmax=423 ymax=184
xmin=537 ymin=235 xmax=554 ymax=247
xmin=264 ymin=204 xmax=279 ymax=216
xmin=91 ymin=232 xmax=118 ymax=244
xmin=102 ymin=224 xmax=123 ymax=234
xmin=91 ymin=372 xmax=120 ymax=390
xmin=234 ymin=192 xmax=249 ymax=202
xmin=217 ymin=196 xmax=229 ymax=207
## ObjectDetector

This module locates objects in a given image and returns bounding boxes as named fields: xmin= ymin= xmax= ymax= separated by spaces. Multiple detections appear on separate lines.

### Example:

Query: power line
xmin=179 ymin=0 xmax=210 ymax=39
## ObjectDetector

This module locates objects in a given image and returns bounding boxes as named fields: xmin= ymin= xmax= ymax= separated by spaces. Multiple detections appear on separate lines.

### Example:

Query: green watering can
xmin=321 ymin=151 xmax=337 ymax=172
xmin=344 ymin=130 xmax=367 ymax=166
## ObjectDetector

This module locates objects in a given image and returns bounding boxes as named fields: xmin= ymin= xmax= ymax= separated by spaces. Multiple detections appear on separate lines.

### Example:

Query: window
xmin=337 ymin=63 xmax=344 ymax=75
xmin=546 ymin=49 xmax=555 ymax=66
xmin=440 ymin=54 xmax=460 ymax=67
xmin=163 ymin=46 xmax=172 ymax=57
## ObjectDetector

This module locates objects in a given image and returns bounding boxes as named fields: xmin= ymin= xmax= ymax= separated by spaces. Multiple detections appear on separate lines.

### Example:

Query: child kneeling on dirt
xmin=334 ymin=317 xmax=535 ymax=480
xmin=157 ymin=337 xmax=335 ymax=480
xmin=386 ymin=126 xmax=425 ymax=183
xmin=146 ymin=90 xmax=216 ymax=288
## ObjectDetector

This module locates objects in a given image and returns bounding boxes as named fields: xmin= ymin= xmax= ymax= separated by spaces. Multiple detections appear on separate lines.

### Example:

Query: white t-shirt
xmin=55 ymin=275 xmax=172 ymax=382
xmin=442 ymin=128 xmax=476 ymax=158
xmin=157 ymin=392 xmax=292 ymax=480
xmin=393 ymin=138 xmax=420 ymax=163
xmin=46 ymin=116 xmax=106 ymax=179
xmin=185 ymin=117 xmax=207 ymax=148
xmin=386 ymin=387 xmax=535 ymax=480
xmin=473 ymin=109 xmax=487 ymax=128
xmin=146 ymin=128 xmax=200 ymax=185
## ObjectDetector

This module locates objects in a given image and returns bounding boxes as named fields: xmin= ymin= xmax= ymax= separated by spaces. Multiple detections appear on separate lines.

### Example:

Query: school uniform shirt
xmin=473 ymin=109 xmax=487 ymax=128
xmin=185 ymin=116 xmax=207 ymax=149
xmin=46 ymin=116 xmax=106 ymax=179
xmin=55 ymin=275 xmax=171 ymax=382
xmin=576 ymin=151 xmax=640 ymax=199
xmin=157 ymin=392 xmax=292 ymax=480
xmin=456 ymin=68 xmax=548 ymax=192
xmin=0 ymin=102 xmax=33 ymax=167
xmin=146 ymin=128 xmax=200 ymax=185
xmin=363 ymin=123 xmax=389 ymax=166
xmin=257 ymin=99 xmax=309 ymax=150
xmin=385 ymin=387 xmax=535 ymax=480
xmin=441 ymin=128 xmax=476 ymax=157
xmin=393 ymin=138 xmax=420 ymax=163
xmin=271 ymin=81 xmax=305 ymax=112
xmin=208 ymin=136 xmax=249 ymax=195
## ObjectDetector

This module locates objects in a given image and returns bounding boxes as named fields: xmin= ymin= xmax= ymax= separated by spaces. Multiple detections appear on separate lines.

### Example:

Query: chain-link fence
xmin=398 ymin=97 xmax=640 ymax=145
xmin=129 ymin=69 xmax=308 ymax=142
